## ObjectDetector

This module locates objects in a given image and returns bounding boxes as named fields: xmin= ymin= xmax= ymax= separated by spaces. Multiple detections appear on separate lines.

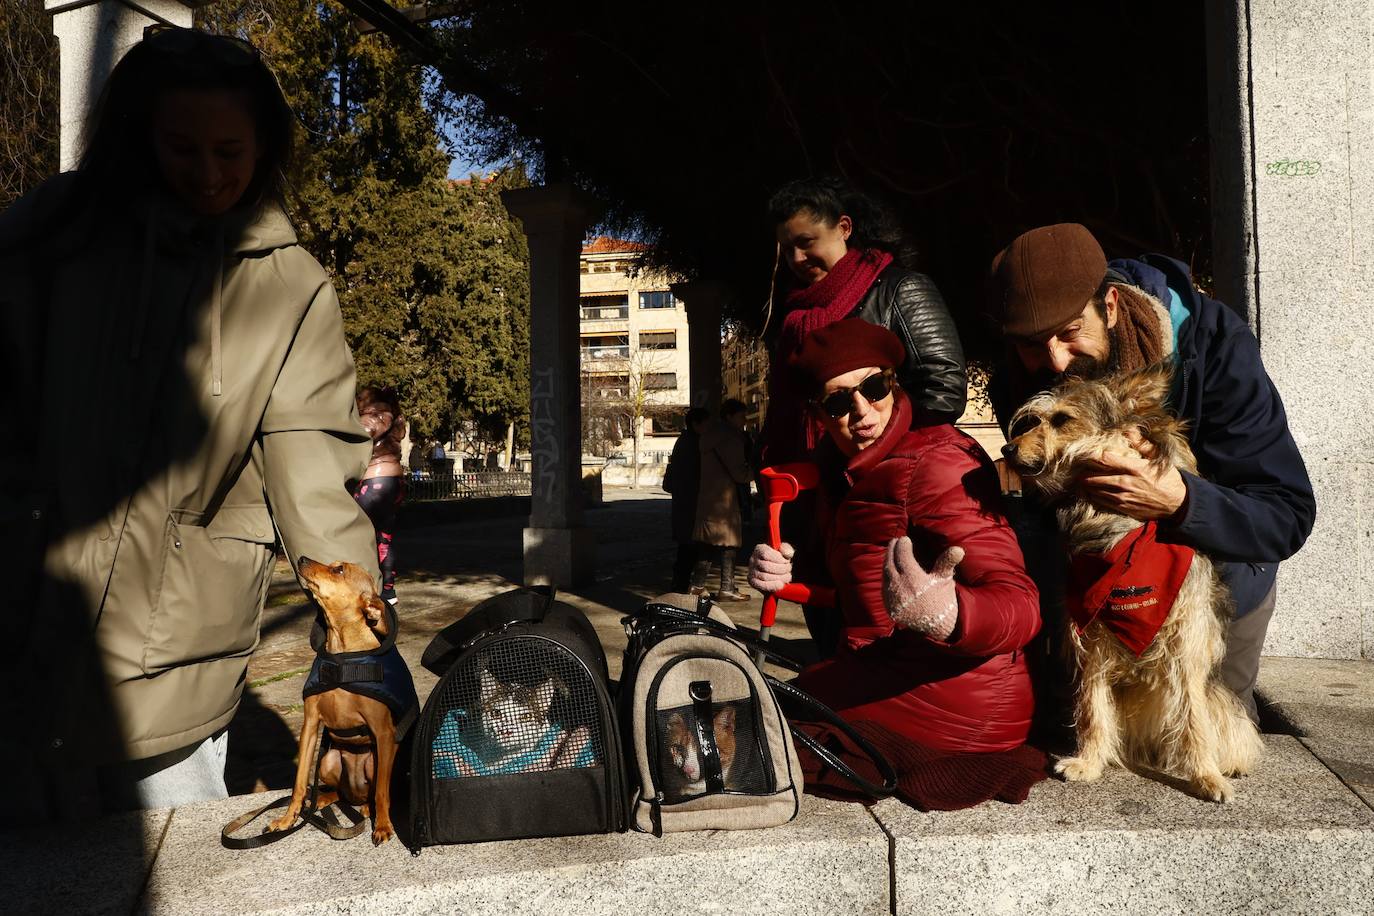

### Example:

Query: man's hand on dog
xmin=1077 ymin=430 xmax=1188 ymax=521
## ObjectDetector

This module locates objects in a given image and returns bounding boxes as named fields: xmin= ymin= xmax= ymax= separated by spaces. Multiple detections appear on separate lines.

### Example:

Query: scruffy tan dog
xmin=1003 ymin=364 xmax=1263 ymax=802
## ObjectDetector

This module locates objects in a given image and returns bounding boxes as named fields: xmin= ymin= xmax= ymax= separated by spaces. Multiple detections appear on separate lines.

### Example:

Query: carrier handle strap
xmin=629 ymin=603 xmax=806 ymax=673
xmin=766 ymin=675 xmax=899 ymax=800
xmin=689 ymin=681 xmax=725 ymax=794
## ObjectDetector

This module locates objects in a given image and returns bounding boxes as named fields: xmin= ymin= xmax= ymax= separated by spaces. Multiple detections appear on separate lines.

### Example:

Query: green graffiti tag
xmin=1266 ymin=159 xmax=1321 ymax=178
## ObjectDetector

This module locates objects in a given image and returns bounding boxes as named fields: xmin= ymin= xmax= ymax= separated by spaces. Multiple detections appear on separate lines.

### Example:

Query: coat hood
xmin=224 ymin=199 xmax=299 ymax=254
xmin=129 ymin=195 xmax=300 ymax=397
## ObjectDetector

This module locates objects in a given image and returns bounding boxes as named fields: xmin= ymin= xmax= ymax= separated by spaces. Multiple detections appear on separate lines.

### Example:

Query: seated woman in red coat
xmin=748 ymin=319 xmax=1047 ymax=809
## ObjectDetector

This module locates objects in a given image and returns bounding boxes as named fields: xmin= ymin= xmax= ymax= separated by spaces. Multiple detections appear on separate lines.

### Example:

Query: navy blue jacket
xmin=1107 ymin=255 xmax=1316 ymax=616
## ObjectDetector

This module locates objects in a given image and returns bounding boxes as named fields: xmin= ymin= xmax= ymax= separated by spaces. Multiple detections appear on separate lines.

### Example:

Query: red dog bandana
xmin=1065 ymin=522 xmax=1195 ymax=656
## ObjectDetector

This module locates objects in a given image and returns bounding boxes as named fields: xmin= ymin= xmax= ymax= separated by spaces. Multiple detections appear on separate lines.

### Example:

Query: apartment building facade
xmin=579 ymin=237 xmax=691 ymax=470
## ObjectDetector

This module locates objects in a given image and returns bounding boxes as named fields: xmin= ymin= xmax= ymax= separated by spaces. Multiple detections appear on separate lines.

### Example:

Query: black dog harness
xmin=303 ymin=603 xmax=419 ymax=740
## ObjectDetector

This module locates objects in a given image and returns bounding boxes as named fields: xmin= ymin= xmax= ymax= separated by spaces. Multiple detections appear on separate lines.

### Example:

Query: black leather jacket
xmin=850 ymin=265 xmax=967 ymax=422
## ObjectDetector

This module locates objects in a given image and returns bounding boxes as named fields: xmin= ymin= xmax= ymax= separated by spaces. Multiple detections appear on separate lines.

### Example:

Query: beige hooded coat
xmin=1 ymin=175 xmax=379 ymax=805
xmin=692 ymin=419 xmax=751 ymax=548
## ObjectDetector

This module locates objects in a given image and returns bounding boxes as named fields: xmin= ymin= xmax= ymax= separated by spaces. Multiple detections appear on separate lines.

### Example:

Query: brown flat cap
xmin=789 ymin=319 xmax=905 ymax=387
xmin=987 ymin=223 xmax=1107 ymax=337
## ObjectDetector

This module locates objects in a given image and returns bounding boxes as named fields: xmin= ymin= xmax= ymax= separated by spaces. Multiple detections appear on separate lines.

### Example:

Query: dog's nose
xmin=1001 ymin=443 xmax=1017 ymax=459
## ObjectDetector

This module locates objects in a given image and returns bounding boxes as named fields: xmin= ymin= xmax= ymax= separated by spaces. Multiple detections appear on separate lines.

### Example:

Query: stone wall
xmin=1209 ymin=1 xmax=1374 ymax=659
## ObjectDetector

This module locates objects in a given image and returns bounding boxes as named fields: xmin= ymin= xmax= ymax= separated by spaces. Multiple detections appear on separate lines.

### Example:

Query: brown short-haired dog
xmin=1003 ymin=365 xmax=1263 ymax=802
xmin=268 ymin=559 xmax=411 ymax=844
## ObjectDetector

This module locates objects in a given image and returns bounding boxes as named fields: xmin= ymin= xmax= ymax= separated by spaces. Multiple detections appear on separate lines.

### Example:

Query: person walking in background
xmin=662 ymin=406 xmax=710 ymax=592
xmin=0 ymin=27 xmax=380 ymax=819
xmin=354 ymin=386 xmax=407 ymax=607
xmin=407 ymin=436 xmax=430 ymax=476
xmin=692 ymin=400 xmax=753 ymax=601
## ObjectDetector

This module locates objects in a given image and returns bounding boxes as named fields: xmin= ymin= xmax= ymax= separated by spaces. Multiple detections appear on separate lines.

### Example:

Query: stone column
xmin=45 ymin=0 xmax=200 ymax=172
xmin=501 ymin=184 xmax=597 ymax=587
xmin=672 ymin=280 xmax=725 ymax=413
xmin=1207 ymin=1 xmax=1374 ymax=659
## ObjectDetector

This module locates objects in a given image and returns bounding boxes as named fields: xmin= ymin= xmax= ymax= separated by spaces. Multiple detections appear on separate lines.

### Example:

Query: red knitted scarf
xmin=763 ymin=249 xmax=894 ymax=463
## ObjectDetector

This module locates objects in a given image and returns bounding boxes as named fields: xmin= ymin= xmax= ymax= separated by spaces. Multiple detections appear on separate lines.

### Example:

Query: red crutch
xmin=755 ymin=463 xmax=837 ymax=664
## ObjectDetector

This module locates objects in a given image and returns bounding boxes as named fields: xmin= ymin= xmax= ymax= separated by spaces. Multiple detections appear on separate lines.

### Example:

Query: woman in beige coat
xmin=691 ymin=400 xmax=753 ymax=600
xmin=0 ymin=29 xmax=379 ymax=820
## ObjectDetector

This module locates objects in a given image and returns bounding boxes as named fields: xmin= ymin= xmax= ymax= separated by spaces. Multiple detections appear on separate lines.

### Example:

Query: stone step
xmin=7 ymin=735 xmax=1373 ymax=915
xmin=137 ymin=794 xmax=888 ymax=915
xmin=875 ymin=735 xmax=1374 ymax=915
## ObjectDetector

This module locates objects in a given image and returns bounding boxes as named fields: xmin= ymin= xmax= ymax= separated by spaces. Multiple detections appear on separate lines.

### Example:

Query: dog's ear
xmin=1113 ymin=362 xmax=1173 ymax=415
xmin=362 ymin=594 xmax=389 ymax=634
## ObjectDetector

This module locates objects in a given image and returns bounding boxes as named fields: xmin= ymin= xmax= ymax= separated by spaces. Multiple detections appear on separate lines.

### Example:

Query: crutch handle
xmin=756 ymin=464 xmax=836 ymax=629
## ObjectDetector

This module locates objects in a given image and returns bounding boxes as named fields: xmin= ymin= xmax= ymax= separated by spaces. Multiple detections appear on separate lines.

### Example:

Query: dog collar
xmin=308 ymin=601 xmax=400 ymax=661
xmin=1065 ymin=522 xmax=1195 ymax=656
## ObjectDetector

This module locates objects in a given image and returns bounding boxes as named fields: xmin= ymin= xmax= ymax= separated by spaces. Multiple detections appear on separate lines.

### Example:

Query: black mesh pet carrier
xmin=408 ymin=586 xmax=626 ymax=849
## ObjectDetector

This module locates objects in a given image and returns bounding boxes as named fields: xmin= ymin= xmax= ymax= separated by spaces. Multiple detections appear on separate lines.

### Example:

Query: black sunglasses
xmin=812 ymin=369 xmax=895 ymax=419
xmin=142 ymin=25 xmax=261 ymax=66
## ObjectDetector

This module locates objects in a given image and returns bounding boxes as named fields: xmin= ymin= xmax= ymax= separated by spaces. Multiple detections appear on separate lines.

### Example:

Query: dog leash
xmin=221 ymin=728 xmax=368 ymax=848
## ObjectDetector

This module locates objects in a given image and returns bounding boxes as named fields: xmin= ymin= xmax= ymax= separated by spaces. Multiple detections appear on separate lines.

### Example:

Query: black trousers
xmin=671 ymin=543 xmax=697 ymax=593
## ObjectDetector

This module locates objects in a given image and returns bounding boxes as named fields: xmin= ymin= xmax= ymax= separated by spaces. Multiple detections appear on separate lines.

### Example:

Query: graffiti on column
xmin=1265 ymin=159 xmax=1321 ymax=178
xmin=530 ymin=367 xmax=559 ymax=501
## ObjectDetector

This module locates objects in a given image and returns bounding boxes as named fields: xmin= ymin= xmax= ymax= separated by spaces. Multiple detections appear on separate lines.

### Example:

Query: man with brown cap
xmin=985 ymin=223 xmax=1316 ymax=723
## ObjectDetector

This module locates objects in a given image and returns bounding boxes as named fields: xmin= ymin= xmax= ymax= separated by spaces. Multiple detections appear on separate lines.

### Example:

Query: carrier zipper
xmin=650 ymin=791 xmax=665 ymax=838
xmin=408 ymin=818 xmax=424 ymax=857
xmin=408 ymin=709 xmax=429 ymax=856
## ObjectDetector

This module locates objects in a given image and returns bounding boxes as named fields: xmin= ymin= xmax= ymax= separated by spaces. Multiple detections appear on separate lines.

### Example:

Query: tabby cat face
xmin=663 ymin=706 xmax=737 ymax=791
xmin=479 ymin=669 xmax=556 ymax=751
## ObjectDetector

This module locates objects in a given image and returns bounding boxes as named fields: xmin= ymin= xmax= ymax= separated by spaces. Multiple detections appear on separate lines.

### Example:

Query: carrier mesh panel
xmin=429 ymin=639 xmax=604 ymax=780
xmin=653 ymin=697 xmax=771 ymax=802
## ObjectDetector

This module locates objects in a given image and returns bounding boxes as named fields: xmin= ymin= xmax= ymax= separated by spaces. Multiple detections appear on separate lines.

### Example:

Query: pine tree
xmin=199 ymin=0 xmax=530 ymax=444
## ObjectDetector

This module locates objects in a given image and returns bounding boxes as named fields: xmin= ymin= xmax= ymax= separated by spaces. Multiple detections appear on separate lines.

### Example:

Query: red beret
xmin=788 ymin=319 xmax=906 ymax=387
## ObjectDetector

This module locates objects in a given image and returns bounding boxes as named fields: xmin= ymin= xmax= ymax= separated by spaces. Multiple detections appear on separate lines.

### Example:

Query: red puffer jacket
xmin=794 ymin=390 xmax=1040 ymax=753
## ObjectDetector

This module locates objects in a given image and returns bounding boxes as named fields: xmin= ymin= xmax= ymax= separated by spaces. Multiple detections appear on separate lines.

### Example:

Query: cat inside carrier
xmin=621 ymin=595 xmax=897 ymax=834
xmin=409 ymin=586 xmax=626 ymax=849
xmin=622 ymin=596 xmax=803 ymax=834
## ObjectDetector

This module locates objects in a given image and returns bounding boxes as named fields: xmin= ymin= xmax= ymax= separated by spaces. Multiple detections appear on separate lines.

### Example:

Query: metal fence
xmin=407 ymin=471 xmax=532 ymax=502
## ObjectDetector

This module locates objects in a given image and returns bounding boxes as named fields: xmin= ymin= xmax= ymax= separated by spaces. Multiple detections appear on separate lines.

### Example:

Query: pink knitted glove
xmin=747 ymin=542 xmax=795 ymax=595
xmin=882 ymin=537 xmax=964 ymax=640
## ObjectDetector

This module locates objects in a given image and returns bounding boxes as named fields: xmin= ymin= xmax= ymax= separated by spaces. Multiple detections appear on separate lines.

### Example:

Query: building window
xmin=580 ymin=294 xmax=629 ymax=321
xmin=639 ymin=330 xmax=677 ymax=350
xmin=638 ymin=290 xmax=676 ymax=310
xmin=650 ymin=413 xmax=687 ymax=436
xmin=643 ymin=372 xmax=678 ymax=391
xmin=581 ymin=334 xmax=629 ymax=361
xmin=586 ymin=374 xmax=630 ymax=399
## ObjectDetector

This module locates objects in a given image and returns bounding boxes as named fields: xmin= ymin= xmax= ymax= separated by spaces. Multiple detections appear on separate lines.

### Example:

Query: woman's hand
xmin=747 ymin=542 xmax=794 ymax=595
xmin=883 ymin=537 xmax=963 ymax=640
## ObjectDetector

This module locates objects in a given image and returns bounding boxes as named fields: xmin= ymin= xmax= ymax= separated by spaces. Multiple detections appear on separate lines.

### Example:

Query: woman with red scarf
xmin=762 ymin=179 xmax=968 ymax=652
xmin=762 ymin=178 xmax=967 ymax=466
